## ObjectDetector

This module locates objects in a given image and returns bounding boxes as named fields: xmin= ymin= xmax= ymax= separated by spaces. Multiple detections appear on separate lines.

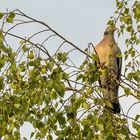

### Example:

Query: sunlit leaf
xmin=6 ymin=12 xmax=16 ymax=23
xmin=28 ymin=51 xmax=34 ymax=59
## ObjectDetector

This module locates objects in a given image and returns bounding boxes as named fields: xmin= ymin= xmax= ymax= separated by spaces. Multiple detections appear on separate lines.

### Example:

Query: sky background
xmin=0 ymin=1 xmax=139 ymax=139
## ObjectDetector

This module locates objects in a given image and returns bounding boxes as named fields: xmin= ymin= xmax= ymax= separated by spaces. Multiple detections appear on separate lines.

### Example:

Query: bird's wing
xmin=116 ymin=48 xmax=122 ymax=79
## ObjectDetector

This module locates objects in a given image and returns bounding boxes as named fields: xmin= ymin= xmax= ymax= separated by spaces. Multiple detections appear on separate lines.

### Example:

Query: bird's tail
xmin=105 ymin=103 xmax=120 ymax=114
xmin=104 ymin=88 xmax=120 ymax=113
xmin=112 ymin=102 xmax=120 ymax=113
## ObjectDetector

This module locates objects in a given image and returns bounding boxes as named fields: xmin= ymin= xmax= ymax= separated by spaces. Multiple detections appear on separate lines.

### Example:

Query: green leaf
xmin=79 ymin=60 xmax=88 ymax=70
xmin=82 ymin=118 xmax=91 ymax=126
xmin=41 ymin=66 xmax=46 ymax=74
xmin=76 ymin=74 xmax=84 ymax=81
xmin=130 ymin=50 xmax=135 ymax=57
xmin=22 ymin=44 xmax=29 ymax=52
xmin=124 ymin=50 xmax=128 ymax=60
xmin=82 ymin=102 xmax=90 ymax=110
xmin=4 ymin=94 xmax=10 ymax=100
xmin=117 ymin=1 xmax=123 ymax=10
xmin=126 ymin=25 xmax=133 ymax=32
xmin=35 ymin=121 xmax=45 ymax=129
xmin=0 ymin=76 xmax=4 ymax=90
xmin=124 ymin=87 xmax=130 ymax=95
xmin=56 ymin=112 xmax=66 ymax=127
xmin=47 ymin=80 xmax=54 ymax=91
xmin=105 ymin=132 xmax=115 ymax=140
xmin=96 ymin=122 xmax=104 ymax=131
xmin=47 ymin=135 xmax=53 ymax=140
xmin=116 ymin=52 xmax=122 ymax=58
xmin=135 ymin=115 xmax=140 ymax=121
xmin=45 ymin=60 xmax=54 ymax=71
xmin=0 ymin=56 xmax=5 ymax=68
xmin=0 ymin=30 xmax=3 ymax=39
xmin=120 ymin=15 xmax=132 ymax=24
xmin=73 ymin=99 xmax=81 ymax=111
xmin=133 ymin=2 xmax=140 ymax=22
xmin=132 ymin=71 xmax=140 ymax=82
xmin=57 ymin=52 xmax=67 ymax=63
xmin=50 ymin=91 xmax=57 ymax=99
xmin=105 ymin=100 xmax=113 ymax=108
xmin=132 ymin=121 xmax=140 ymax=129
xmin=0 ymin=114 xmax=3 ymax=121
xmin=65 ymin=106 xmax=76 ymax=120
xmin=19 ymin=40 xmax=25 ymax=45
xmin=28 ymin=58 xmax=40 ymax=66
xmin=28 ymin=51 xmax=34 ymax=59
xmin=30 ymin=132 xmax=35 ymax=139
xmin=91 ymin=54 xmax=99 ymax=62
xmin=120 ymin=24 xmax=125 ymax=34
xmin=0 ymin=12 xmax=4 ymax=19
xmin=55 ymin=82 xmax=65 ymax=97
xmin=124 ymin=8 xmax=129 ymax=14
xmin=101 ymin=69 xmax=109 ymax=76
xmin=62 ymin=72 xmax=69 ymax=80
xmin=14 ymin=103 xmax=20 ymax=109
xmin=6 ymin=12 xmax=16 ymax=23
xmin=128 ymin=47 xmax=135 ymax=58
xmin=127 ymin=72 xmax=133 ymax=80
xmin=19 ymin=61 xmax=26 ymax=72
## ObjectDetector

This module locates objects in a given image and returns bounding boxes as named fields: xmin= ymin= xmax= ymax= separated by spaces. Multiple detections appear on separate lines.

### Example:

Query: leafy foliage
xmin=0 ymin=1 xmax=140 ymax=139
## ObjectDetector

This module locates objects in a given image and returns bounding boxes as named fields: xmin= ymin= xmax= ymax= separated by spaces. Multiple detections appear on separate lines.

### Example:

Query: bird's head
xmin=104 ymin=25 xmax=117 ymax=36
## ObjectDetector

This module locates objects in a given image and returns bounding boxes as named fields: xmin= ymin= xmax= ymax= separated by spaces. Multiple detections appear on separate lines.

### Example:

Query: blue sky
xmin=0 ymin=0 xmax=139 ymax=139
